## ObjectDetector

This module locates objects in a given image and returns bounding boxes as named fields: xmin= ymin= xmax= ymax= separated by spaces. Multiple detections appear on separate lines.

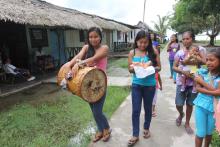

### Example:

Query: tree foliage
xmin=152 ymin=15 xmax=170 ymax=43
xmin=170 ymin=0 xmax=220 ymax=46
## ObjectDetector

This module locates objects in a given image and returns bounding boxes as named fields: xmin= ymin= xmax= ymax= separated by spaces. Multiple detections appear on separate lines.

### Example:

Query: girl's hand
xmin=71 ymin=64 xmax=79 ymax=77
xmin=63 ymin=62 xmax=71 ymax=69
xmin=181 ymin=70 xmax=192 ymax=78
xmin=194 ymin=76 xmax=204 ymax=85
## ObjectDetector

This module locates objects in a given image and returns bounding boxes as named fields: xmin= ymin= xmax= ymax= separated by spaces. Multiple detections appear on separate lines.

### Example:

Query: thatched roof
xmin=0 ymin=0 xmax=131 ymax=32
xmin=85 ymin=15 xmax=131 ymax=32
xmin=135 ymin=21 xmax=153 ymax=32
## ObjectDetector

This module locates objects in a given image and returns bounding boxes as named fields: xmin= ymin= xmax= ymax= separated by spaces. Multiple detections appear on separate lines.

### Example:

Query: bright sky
xmin=45 ymin=0 xmax=176 ymax=36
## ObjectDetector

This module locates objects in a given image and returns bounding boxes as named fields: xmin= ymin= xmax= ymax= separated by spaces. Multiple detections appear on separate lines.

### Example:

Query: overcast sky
xmin=45 ymin=0 xmax=176 ymax=36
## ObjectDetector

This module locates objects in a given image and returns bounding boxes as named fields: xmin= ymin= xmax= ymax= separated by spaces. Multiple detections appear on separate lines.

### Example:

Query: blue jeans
xmin=131 ymin=84 xmax=156 ymax=137
xmin=89 ymin=93 xmax=110 ymax=132
xmin=169 ymin=60 xmax=176 ymax=81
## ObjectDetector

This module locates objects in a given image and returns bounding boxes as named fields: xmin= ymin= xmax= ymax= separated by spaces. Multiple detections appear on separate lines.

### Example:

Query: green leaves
xmin=170 ymin=0 xmax=220 ymax=45
xmin=152 ymin=15 xmax=170 ymax=43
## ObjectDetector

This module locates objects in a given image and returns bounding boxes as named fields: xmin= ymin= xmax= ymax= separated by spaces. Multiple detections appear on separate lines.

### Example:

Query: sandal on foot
xmin=102 ymin=128 xmax=112 ymax=142
xmin=128 ymin=137 xmax=139 ymax=147
xmin=185 ymin=125 xmax=194 ymax=135
xmin=143 ymin=130 xmax=151 ymax=139
xmin=93 ymin=132 xmax=103 ymax=143
xmin=176 ymin=113 xmax=185 ymax=127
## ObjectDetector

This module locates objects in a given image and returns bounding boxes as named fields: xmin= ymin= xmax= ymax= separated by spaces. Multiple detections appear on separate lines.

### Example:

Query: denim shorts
xmin=175 ymin=85 xmax=197 ymax=106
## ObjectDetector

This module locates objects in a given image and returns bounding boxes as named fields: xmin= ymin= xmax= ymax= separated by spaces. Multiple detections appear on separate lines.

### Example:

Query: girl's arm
xmin=173 ymin=56 xmax=192 ymax=78
xmin=68 ymin=45 xmax=88 ymax=67
xmin=81 ymin=45 xmax=108 ymax=66
xmin=67 ymin=45 xmax=108 ymax=77
xmin=154 ymin=48 xmax=161 ymax=72
xmin=158 ymin=73 xmax=162 ymax=90
xmin=198 ymin=49 xmax=207 ymax=65
xmin=177 ymin=43 xmax=180 ymax=51
xmin=128 ymin=50 xmax=135 ymax=73
xmin=194 ymin=75 xmax=216 ymax=91
xmin=167 ymin=42 xmax=172 ymax=52
xmin=68 ymin=45 xmax=108 ymax=67
xmin=195 ymin=52 xmax=206 ymax=65
xmin=196 ymin=81 xmax=220 ymax=97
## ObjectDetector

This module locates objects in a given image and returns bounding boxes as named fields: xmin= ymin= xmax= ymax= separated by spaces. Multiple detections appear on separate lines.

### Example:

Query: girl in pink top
xmin=64 ymin=27 xmax=110 ymax=142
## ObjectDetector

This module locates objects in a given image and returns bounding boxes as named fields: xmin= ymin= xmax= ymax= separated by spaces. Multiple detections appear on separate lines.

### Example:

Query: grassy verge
xmin=212 ymin=131 xmax=220 ymax=147
xmin=159 ymin=43 xmax=167 ymax=50
xmin=108 ymin=58 xmax=128 ymax=69
xmin=0 ymin=86 xmax=130 ymax=147
xmin=195 ymin=40 xmax=220 ymax=46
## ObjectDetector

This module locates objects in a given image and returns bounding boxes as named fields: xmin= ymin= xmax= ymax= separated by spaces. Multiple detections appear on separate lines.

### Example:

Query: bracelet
xmin=78 ymin=60 xmax=86 ymax=66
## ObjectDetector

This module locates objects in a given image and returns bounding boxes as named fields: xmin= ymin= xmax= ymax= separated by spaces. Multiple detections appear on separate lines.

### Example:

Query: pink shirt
xmin=95 ymin=57 xmax=107 ymax=72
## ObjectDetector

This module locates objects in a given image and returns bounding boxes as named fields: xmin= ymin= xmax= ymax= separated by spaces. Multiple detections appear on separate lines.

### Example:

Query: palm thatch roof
xmin=135 ymin=21 xmax=153 ymax=32
xmin=0 ymin=0 xmax=131 ymax=32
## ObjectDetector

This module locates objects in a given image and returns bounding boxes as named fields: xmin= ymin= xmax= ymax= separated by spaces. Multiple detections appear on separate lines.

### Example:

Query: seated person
xmin=35 ymin=46 xmax=45 ymax=57
xmin=35 ymin=47 xmax=46 ymax=70
xmin=3 ymin=57 xmax=35 ymax=81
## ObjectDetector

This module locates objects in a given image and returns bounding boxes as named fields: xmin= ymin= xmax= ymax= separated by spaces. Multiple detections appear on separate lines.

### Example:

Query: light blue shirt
xmin=193 ymin=68 xmax=220 ymax=112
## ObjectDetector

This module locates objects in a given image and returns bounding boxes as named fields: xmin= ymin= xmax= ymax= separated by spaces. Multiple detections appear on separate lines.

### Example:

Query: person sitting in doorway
xmin=3 ymin=57 xmax=36 ymax=81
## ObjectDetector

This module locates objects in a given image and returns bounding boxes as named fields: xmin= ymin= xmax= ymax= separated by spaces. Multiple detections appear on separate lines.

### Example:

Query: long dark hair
xmin=151 ymin=33 xmax=157 ymax=41
xmin=209 ymin=48 xmax=220 ymax=74
xmin=85 ymin=27 xmax=102 ymax=59
xmin=134 ymin=30 xmax=157 ymax=66
xmin=172 ymin=34 xmax=179 ymax=43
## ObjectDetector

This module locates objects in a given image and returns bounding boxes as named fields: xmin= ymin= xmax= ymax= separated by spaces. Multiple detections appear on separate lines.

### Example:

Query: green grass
xmin=196 ymin=40 xmax=220 ymax=46
xmin=159 ymin=43 xmax=166 ymax=50
xmin=0 ymin=86 xmax=130 ymax=147
xmin=108 ymin=58 xmax=128 ymax=69
xmin=212 ymin=131 xmax=220 ymax=147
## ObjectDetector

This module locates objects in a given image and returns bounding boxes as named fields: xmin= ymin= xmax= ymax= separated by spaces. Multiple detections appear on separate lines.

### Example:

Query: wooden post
xmin=143 ymin=0 xmax=146 ymax=23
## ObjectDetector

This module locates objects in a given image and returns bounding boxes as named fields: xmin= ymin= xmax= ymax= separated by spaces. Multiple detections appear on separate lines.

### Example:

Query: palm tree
xmin=152 ymin=15 xmax=170 ymax=43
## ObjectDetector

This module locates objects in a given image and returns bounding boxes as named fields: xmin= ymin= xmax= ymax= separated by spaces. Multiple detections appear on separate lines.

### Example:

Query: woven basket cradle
xmin=57 ymin=65 xmax=107 ymax=103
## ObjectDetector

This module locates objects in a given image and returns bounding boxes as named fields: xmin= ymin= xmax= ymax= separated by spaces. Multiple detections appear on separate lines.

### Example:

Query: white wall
xmin=65 ymin=30 xmax=84 ymax=47
xmin=113 ymin=30 xmax=118 ymax=42
xmin=102 ymin=31 xmax=107 ymax=45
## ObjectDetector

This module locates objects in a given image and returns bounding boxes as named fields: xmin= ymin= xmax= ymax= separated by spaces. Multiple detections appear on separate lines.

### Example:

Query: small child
xmin=180 ymin=45 xmax=202 ymax=93
xmin=152 ymin=72 xmax=162 ymax=117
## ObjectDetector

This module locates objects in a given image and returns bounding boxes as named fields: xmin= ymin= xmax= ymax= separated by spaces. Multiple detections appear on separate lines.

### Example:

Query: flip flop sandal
xmin=128 ymin=137 xmax=139 ymax=147
xmin=93 ymin=132 xmax=103 ymax=143
xmin=185 ymin=126 xmax=194 ymax=135
xmin=102 ymin=128 xmax=112 ymax=142
xmin=143 ymin=130 xmax=151 ymax=139
xmin=176 ymin=113 xmax=185 ymax=127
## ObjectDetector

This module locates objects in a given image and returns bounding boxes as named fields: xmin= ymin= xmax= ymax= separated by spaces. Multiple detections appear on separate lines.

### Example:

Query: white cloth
xmin=199 ymin=46 xmax=207 ymax=55
xmin=3 ymin=63 xmax=17 ymax=75
xmin=60 ymin=78 xmax=67 ymax=89
xmin=134 ymin=66 xmax=155 ymax=78
xmin=35 ymin=50 xmax=45 ymax=57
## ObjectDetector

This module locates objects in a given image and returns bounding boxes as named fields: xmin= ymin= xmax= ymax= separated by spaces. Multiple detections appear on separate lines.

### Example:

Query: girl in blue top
xmin=127 ymin=30 xmax=161 ymax=146
xmin=194 ymin=48 xmax=220 ymax=147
